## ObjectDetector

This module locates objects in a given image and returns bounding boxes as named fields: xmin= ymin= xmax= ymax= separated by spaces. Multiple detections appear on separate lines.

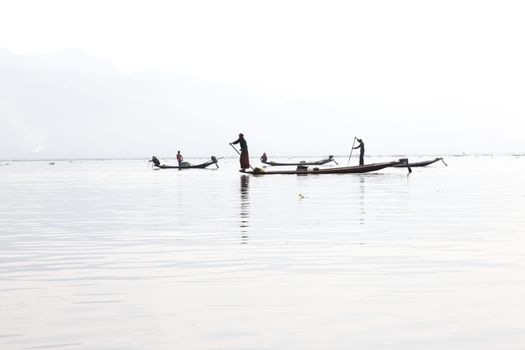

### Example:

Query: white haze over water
xmin=1 ymin=0 xmax=524 ymax=159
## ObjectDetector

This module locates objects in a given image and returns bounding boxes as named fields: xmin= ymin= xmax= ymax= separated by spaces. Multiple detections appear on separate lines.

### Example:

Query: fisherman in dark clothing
xmin=149 ymin=156 xmax=160 ymax=167
xmin=230 ymin=133 xmax=250 ymax=171
xmin=353 ymin=138 xmax=365 ymax=165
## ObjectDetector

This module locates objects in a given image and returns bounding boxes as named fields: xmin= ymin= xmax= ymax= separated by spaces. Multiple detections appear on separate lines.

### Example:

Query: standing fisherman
xmin=176 ymin=151 xmax=183 ymax=167
xmin=230 ymin=133 xmax=250 ymax=171
xmin=353 ymin=138 xmax=365 ymax=165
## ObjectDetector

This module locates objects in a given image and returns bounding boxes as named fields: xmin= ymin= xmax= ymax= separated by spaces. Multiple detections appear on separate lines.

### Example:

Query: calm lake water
xmin=1 ymin=155 xmax=525 ymax=350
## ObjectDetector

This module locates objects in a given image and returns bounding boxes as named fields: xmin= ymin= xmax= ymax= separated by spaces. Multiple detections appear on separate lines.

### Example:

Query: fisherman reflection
xmin=240 ymin=174 xmax=250 ymax=243
xmin=359 ymin=175 xmax=366 ymax=225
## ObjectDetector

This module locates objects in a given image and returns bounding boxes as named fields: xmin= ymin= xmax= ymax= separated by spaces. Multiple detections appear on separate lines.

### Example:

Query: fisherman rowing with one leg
xmin=230 ymin=133 xmax=250 ymax=172
xmin=353 ymin=138 xmax=365 ymax=166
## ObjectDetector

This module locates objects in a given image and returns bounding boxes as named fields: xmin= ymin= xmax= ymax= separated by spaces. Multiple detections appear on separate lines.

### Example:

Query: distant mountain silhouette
xmin=0 ymin=48 xmax=119 ymax=74
xmin=0 ymin=49 xmax=342 ymax=159
xmin=2 ymin=49 xmax=518 ymax=159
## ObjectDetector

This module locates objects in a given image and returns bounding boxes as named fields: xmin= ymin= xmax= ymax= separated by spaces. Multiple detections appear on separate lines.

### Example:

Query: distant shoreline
xmin=1 ymin=153 xmax=523 ymax=163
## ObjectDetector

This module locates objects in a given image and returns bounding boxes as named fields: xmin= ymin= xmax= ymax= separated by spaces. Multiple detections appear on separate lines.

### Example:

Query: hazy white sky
xmin=1 ymin=0 xmax=524 ymax=158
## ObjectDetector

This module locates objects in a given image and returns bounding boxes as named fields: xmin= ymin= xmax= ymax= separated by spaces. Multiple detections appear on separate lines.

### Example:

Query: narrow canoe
xmin=154 ymin=157 xmax=219 ymax=169
xmin=243 ymin=159 xmax=408 ymax=175
xmin=392 ymin=157 xmax=446 ymax=167
xmin=262 ymin=155 xmax=336 ymax=166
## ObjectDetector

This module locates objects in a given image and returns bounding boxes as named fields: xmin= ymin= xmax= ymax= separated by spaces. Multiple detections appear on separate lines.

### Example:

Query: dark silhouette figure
xmin=176 ymin=151 xmax=183 ymax=167
xmin=260 ymin=152 xmax=268 ymax=163
xmin=353 ymin=138 xmax=365 ymax=165
xmin=149 ymin=156 xmax=160 ymax=167
xmin=230 ymin=133 xmax=250 ymax=171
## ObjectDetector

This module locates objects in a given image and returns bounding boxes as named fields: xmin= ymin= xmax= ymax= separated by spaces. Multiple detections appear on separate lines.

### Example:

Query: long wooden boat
xmin=392 ymin=157 xmax=447 ymax=168
xmin=261 ymin=155 xmax=337 ymax=166
xmin=154 ymin=156 xmax=219 ymax=169
xmin=243 ymin=159 xmax=409 ymax=175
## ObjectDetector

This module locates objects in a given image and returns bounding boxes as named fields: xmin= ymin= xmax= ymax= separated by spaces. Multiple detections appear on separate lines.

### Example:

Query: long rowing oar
xmin=346 ymin=137 xmax=357 ymax=166
xmin=229 ymin=143 xmax=256 ymax=172
xmin=440 ymin=158 xmax=448 ymax=166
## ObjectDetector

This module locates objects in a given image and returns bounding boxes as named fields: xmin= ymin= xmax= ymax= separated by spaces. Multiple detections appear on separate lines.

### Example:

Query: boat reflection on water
xmin=240 ymin=174 xmax=250 ymax=243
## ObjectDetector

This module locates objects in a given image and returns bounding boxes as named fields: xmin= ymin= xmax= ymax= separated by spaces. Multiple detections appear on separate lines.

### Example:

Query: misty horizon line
xmin=1 ymin=152 xmax=523 ymax=163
